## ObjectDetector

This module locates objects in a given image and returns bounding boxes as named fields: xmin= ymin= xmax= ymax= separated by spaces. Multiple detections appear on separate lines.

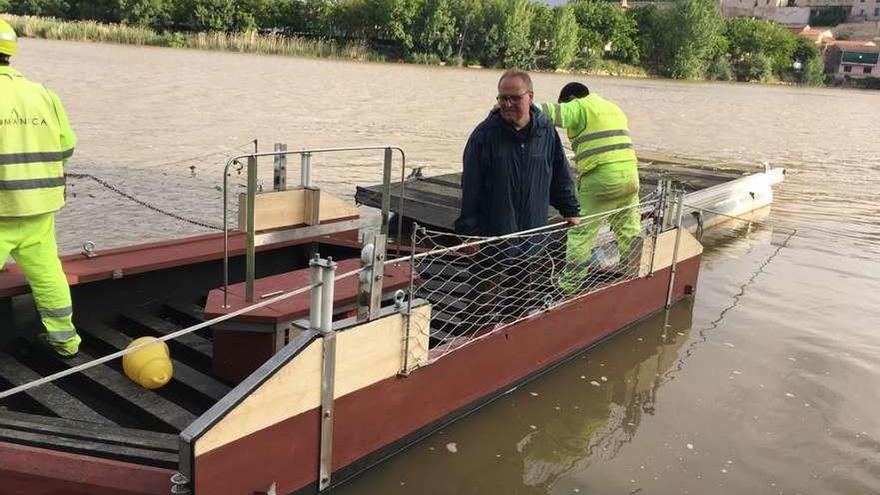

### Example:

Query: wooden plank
xmin=195 ymin=304 xmax=432 ymax=457
xmin=0 ymin=410 xmax=177 ymax=453
xmin=0 ymin=425 xmax=177 ymax=468
xmin=238 ymin=189 xmax=360 ymax=232
xmin=303 ymin=188 xmax=320 ymax=226
xmin=79 ymin=320 xmax=230 ymax=402
xmin=120 ymin=308 xmax=213 ymax=361
xmin=316 ymin=190 xmax=359 ymax=222
xmin=238 ymin=189 xmax=306 ymax=232
xmin=0 ymin=354 xmax=112 ymax=425
xmin=62 ymin=350 xmax=197 ymax=432
xmin=641 ymin=228 xmax=703 ymax=277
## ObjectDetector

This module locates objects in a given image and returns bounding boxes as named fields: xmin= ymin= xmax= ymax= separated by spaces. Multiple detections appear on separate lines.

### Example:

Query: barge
xmin=0 ymin=146 xmax=784 ymax=495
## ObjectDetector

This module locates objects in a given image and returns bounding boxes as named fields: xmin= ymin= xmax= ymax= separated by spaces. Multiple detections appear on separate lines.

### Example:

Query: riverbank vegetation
xmin=2 ymin=0 xmax=824 ymax=85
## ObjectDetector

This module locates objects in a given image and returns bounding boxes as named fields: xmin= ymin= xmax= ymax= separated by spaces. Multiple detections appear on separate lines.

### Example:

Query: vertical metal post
xmin=301 ymin=152 xmax=312 ymax=188
xmin=273 ymin=143 xmax=287 ymax=191
xmin=309 ymin=254 xmax=322 ymax=331
xmin=400 ymin=223 xmax=419 ymax=376
xmin=647 ymin=178 xmax=668 ymax=277
xmin=245 ymin=155 xmax=258 ymax=303
xmin=357 ymin=234 xmax=386 ymax=322
xmin=380 ymin=147 xmax=393 ymax=236
xmin=316 ymin=257 xmax=337 ymax=492
xmin=665 ymin=189 xmax=685 ymax=309
xmin=396 ymin=149 xmax=407 ymax=255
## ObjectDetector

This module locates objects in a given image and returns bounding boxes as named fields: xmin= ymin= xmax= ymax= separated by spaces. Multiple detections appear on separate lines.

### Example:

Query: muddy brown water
xmin=13 ymin=38 xmax=880 ymax=494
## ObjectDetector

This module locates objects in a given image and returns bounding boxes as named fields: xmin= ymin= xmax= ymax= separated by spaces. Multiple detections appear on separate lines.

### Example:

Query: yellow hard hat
xmin=0 ymin=19 xmax=18 ymax=57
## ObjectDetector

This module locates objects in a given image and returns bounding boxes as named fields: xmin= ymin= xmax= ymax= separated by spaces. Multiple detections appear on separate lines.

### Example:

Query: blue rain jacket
xmin=455 ymin=106 xmax=579 ymax=238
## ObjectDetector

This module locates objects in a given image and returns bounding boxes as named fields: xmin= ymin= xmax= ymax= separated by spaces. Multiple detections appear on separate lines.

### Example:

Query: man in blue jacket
xmin=455 ymin=69 xmax=580 ymax=236
xmin=455 ymin=69 xmax=580 ymax=322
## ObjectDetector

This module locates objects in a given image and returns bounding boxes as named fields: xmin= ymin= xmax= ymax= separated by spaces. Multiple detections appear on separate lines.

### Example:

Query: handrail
xmin=221 ymin=145 xmax=407 ymax=307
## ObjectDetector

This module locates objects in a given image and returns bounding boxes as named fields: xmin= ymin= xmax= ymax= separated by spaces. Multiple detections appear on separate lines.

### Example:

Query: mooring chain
xmin=65 ymin=172 xmax=224 ymax=231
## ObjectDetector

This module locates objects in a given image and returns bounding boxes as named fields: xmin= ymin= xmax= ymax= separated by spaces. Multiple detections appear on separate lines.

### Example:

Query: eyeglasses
xmin=496 ymin=90 xmax=531 ymax=105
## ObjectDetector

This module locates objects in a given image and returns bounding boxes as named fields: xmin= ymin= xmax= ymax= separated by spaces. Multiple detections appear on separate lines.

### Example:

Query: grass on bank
xmin=4 ymin=15 xmax=377 ymax=61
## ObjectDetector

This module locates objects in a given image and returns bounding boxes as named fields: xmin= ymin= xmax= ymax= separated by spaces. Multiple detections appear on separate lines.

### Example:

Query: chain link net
xmin=408 ymin=199 xmax=661 ymax=363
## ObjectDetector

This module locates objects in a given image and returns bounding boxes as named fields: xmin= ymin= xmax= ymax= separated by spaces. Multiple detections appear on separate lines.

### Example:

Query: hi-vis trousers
xmin=559 ymin=161 xmax=641 ymax=294
xmin=0 ymin=213 xmax=79 ymax=356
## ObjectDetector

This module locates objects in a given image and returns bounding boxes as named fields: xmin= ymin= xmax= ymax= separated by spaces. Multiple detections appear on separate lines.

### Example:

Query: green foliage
xmin=8 ymin=0 xmax=71 ymax=17
xmin=631 ymin=0 xmax=724 ymax=79
xmin=407 ymin=51 xmax=443 ymax=64
xmin=666 ymin=0 xmax=724 ymax=79
xmin=119 ymin=0 xmax=171 ymax=28
xmin=705 ymin=56 xmax=733 ymax=81
xmin=478 ymin=0 xmax=535 ymax=68
xmin=547 ymin=5 xmax=579 ymax=70
xmin=414 ymin=0 xmax=457 ymax=60
xmin=733 ymin=52 xmax=771 ymax=81
xmin=568 ymin=0 xmax=638 ymax=64
xmin=724 ymin=17 xmax=820 ymax=82
xmin=169 ymin=0 xmax=250 ymax=31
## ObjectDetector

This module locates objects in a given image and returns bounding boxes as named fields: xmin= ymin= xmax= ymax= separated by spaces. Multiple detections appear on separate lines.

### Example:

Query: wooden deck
xmin=354 ymin=151 xmax=764 ymax=231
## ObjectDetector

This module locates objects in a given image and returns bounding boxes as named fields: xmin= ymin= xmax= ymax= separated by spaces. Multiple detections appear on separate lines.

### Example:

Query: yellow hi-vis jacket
xmin=0 ymin=66 xmax=75 ymax=217
xmin=539 ymin=94 xmax=636 ymax=175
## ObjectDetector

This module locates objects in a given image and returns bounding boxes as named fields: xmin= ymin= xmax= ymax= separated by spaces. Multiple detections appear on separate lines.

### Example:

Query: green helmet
xmin=0 ymin=19 xmax=18 ymax=57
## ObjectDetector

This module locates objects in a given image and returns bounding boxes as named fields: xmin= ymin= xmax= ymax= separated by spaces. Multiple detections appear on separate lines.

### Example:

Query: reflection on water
xmin=334 ymin=301 xmax=694 ymax=495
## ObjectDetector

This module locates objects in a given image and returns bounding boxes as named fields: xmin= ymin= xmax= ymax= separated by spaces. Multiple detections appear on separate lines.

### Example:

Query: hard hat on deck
xmin=0 ymin=19 xmax=18 ymax=57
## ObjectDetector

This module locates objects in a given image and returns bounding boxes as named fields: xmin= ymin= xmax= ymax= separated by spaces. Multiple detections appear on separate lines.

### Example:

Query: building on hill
xmin=850 ymin=0 xmax=880 ymax=21
xmin=825 ymin=40 xmax=879 ymax=77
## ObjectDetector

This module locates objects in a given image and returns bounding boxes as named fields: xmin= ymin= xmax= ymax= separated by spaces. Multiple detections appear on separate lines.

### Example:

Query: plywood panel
xmin=317 ymin=191 xmax=359 ymax=222
xmin=641 ymin=228 xmax=703 ymax=276
xmin=238 ymin=189 xmax=306 ymax=232
xmin=238 ymin=189 xmax=360 ymax=232
xmin=195 ymin=304 xmax=431 ymax=456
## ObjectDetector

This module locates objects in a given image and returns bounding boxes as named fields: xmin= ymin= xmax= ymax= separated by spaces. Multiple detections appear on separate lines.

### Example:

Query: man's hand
xmin=565 ymin=217 xmax=581 ymax=226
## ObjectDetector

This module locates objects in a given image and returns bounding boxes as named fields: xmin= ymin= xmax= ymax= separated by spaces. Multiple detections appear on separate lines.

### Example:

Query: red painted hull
xmin=194 ymin=256 xmax=701 ymax=495
xmin=0 ymin=441 xmax=172 ymax=495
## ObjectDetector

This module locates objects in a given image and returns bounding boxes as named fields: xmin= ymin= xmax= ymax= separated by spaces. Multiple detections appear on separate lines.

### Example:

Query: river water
xmin=15 ymin=38 xmax=880 ymax=494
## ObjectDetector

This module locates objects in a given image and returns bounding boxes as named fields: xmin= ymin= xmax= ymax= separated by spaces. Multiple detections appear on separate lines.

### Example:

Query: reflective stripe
xmin=0 ymin=177 xmax=66 ymax=190
xmin=572 ymin=129 xmax=630 ymax=147
xmin=574 ymin=143 xmax=634 ymax=163
xmin=45 ymin=330 xmax=78 ymax=342
xmin=552 ymin=103 xmax=562 ymax=127
xmin=0 ymin=148 xmax=74 ymax=166
xmin=0 ymin=33 xmax=15 ymax=42
xmin=39 ymin=306 xmax=73 ymax=318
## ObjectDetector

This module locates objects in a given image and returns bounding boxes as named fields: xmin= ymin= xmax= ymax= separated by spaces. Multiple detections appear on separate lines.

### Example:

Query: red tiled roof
xmin=802 ymin=28 xmax=830 ymax=37
xmin=830 ymin=40 xmax=879 ymax=52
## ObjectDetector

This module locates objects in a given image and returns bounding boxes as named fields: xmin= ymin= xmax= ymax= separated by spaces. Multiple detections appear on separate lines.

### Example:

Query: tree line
xmin=3 ymin=0 xmax=825 ymax=84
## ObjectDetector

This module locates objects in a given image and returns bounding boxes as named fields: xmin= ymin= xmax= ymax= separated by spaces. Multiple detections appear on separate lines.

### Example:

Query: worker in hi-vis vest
xmin=0 ymin=19 xmax=80 ymax=357
xmin=539 ymin=82 xmax=641 ymax=294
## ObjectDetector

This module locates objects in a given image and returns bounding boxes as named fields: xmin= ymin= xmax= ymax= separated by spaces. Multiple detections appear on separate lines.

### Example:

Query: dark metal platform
xmin=355 ymin=151 xmax=762 ymax=231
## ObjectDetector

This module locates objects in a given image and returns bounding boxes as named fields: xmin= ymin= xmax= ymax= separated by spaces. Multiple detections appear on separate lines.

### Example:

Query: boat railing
xmin=220 ymin=145 xmax=407 ymax=308
xmin=401 ymin=186 xmax=686 ymax=364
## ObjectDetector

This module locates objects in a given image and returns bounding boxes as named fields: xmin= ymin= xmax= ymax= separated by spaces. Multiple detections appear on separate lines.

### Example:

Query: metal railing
xmin=221 ymin=145 xmax=407 ymax=307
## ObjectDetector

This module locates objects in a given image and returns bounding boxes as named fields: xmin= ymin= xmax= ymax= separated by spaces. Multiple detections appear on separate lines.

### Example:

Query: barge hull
xmin=192 ymin=255 xmax=700 ymax=495
xmin=0 ymin=441 xmax=172 ymax=495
